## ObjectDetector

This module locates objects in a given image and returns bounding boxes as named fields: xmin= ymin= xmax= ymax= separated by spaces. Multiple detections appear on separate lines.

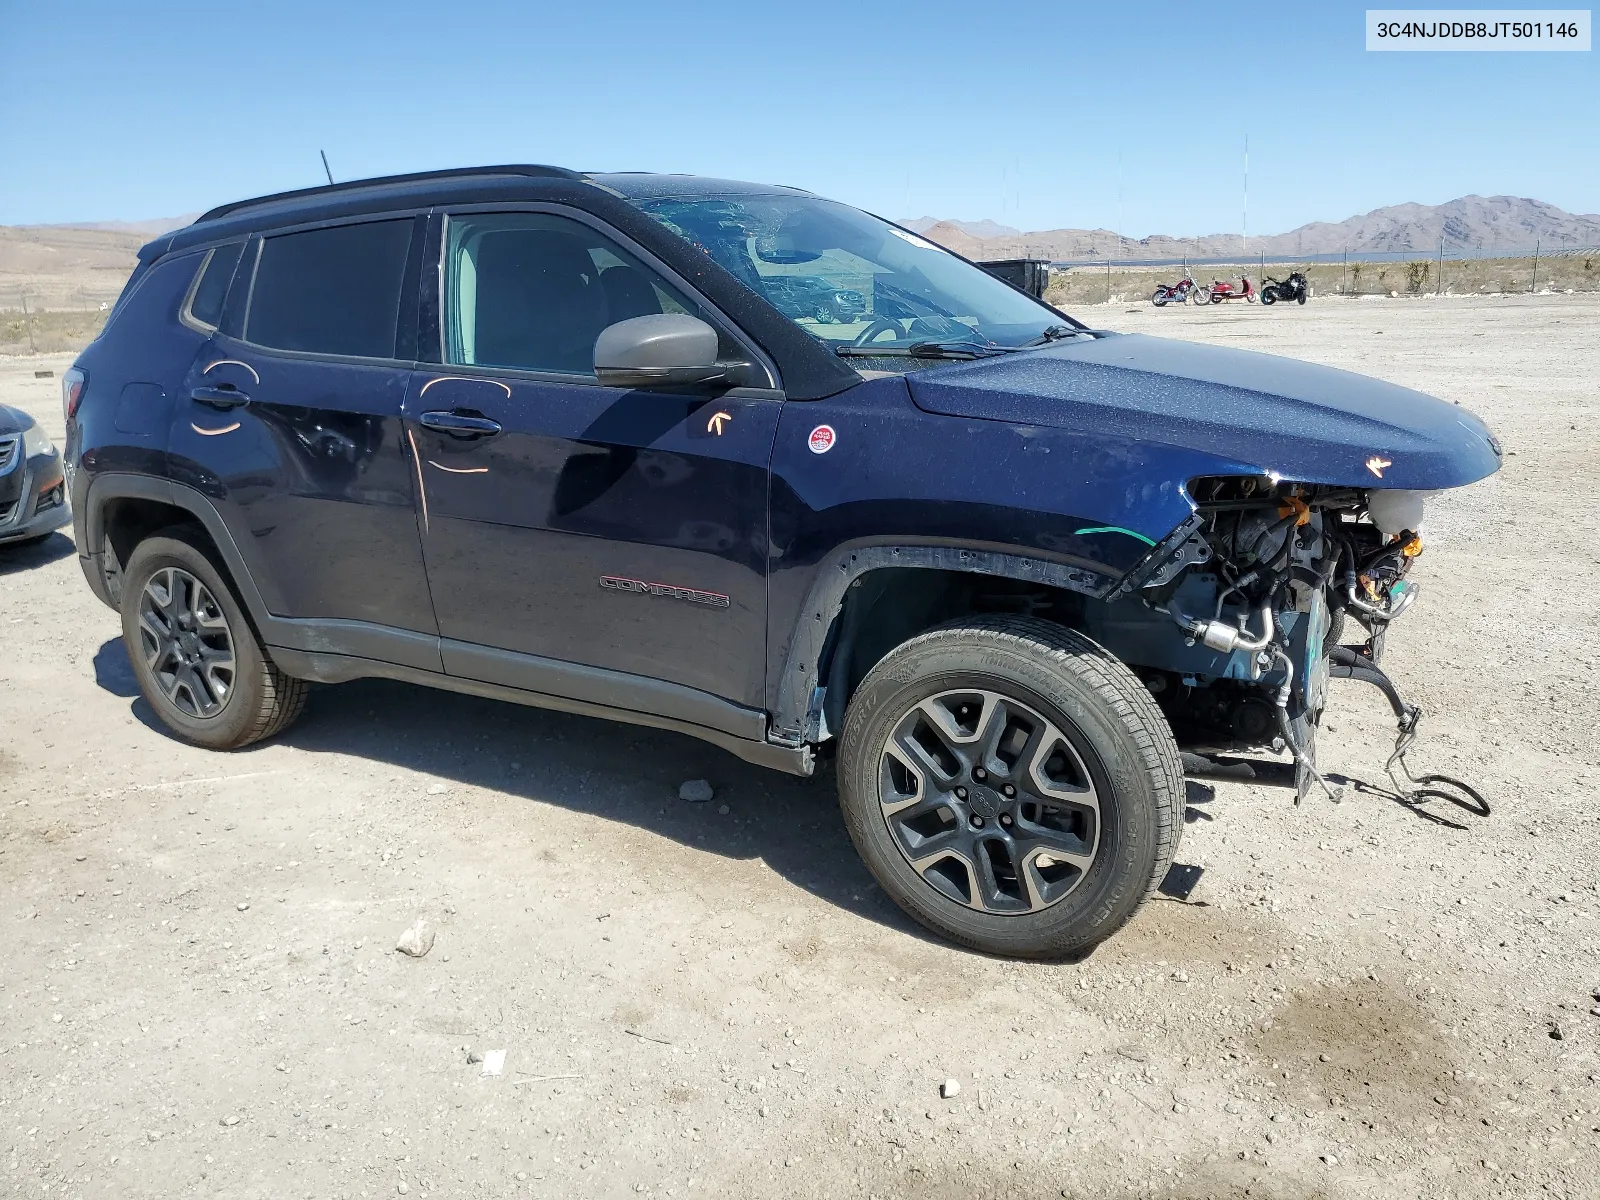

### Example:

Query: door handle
xmin=419 ymin=411 xmax=502 ymax=438
xmin=191 ymin=385 xmax=250 ymax=410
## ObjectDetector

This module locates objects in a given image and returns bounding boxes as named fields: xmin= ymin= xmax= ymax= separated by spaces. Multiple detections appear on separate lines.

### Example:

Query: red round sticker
xmin=808 ymin=424 xmax=836 ymax=454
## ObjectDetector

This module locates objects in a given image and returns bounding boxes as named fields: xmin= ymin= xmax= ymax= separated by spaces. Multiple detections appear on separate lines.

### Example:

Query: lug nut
xmin=955 ymin=787 xmax=967 ymax=799
xmin=969 ymin=815 xmax=984 ymax=829
xmin=974 ymin=767 xmax=987 ymax=781
xmin=1003 ymin=785 xmax=1016 ymax=798
xmin=999 ymin=813 xmax=1013 ymax=827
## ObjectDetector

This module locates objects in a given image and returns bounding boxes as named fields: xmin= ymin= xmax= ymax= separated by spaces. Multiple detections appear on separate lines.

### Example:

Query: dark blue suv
xmin=65 ymin=165 xmax=1499 ymax=956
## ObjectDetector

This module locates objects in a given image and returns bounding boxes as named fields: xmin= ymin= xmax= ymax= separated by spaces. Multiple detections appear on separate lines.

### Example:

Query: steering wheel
xmin=852 ymin=318 xmax=904 ymax=347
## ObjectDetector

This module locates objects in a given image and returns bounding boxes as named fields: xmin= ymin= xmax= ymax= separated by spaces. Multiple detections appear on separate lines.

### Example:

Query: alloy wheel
xmin=137 ymin=566 xmax=236 ymax=718
xmin=878 ymin=689 xmax=1101 ymax=914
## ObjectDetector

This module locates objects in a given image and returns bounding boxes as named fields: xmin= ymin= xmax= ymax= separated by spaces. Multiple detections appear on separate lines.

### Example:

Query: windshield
xmin=631 ymin=194 xmax=1072 ymax=359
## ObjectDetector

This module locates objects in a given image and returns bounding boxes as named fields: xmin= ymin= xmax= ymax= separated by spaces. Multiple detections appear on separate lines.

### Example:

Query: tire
xmin=1152 ymin=290 xmax=1168 ymax=307
xmin=1190 ymin=288 xmax=1210 ymax=306
xmin=1261 ymin=288 xmax=1276 ymax=305
xmin=836 ymin=615 xmax=1183 ymax=959
xmin=1209 ymin=292 xmax=1222 ymax=304
xmin=120 ymin=529 xmax=308 ymax=749
xmin=102 ymin=532 xmax=125 ymax=608
xmin=1297 ymin=292 xmax=1307 ymax=305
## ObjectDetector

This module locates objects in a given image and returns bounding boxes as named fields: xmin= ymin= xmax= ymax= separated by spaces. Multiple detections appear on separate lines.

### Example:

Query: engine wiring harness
xmin=1152 ymin=476 xmax=1490 ymax=820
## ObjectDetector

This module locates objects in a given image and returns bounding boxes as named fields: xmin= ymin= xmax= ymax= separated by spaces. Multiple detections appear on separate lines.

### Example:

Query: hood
xmin=906 ymin=333 xmax=1501 ymax=491
xmin=0 ymin=404 xmax=32 ymax=436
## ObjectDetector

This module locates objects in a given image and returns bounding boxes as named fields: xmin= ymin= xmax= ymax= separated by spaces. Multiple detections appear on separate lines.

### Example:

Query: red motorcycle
xmin=1151 ymin=276 xmax=1200 ymax=306
xmin=1201 ymin=275 xmax=1256 ymax=304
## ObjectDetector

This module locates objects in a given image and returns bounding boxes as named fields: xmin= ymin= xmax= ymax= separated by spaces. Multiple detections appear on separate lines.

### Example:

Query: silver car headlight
xmin=21 ymin=420 xmax=56 ymax=457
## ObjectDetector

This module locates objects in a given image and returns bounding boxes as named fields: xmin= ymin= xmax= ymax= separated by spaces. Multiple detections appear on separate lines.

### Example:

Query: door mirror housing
xmin=594 ymin=314 xmax=733 ymax=389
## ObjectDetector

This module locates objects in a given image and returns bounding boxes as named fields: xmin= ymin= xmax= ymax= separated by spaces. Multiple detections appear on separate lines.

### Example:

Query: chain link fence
xmin=0 ymin=288 xmax=116 ymax=355
xmin=1045 ymin=243 xmax=1600 ymax=307
xmin=6 ymin=242 xmax=1597 ymax=353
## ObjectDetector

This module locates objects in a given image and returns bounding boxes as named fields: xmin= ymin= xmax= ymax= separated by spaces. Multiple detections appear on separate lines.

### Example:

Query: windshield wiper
xmin=1019 ymin=324 xmax=1094 ymax=347
xmin=834 ymin=340 xmax=1023 ymax=360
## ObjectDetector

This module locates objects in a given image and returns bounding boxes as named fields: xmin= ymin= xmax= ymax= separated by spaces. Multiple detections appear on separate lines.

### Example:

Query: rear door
xmin=168 ymin=215 xmax=437 ymax=659
xmin=404 ymin=207 xmax=781 ymax=709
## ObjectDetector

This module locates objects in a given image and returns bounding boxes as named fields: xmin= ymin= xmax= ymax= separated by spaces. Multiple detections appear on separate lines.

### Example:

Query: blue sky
xmin=1 ymin=0 xmax=1594 ymax=234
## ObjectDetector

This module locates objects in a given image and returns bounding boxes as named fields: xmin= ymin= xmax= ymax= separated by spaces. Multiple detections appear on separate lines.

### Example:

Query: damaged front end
xmin=1083 ymin=474 xmax=1482 ymax=811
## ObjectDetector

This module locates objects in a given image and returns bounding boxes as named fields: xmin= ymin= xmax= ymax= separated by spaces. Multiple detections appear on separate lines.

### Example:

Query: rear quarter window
xmin=245 ymin=220 xmax=413 ymax=359
xmin=183 ymin=242 xmax=245 ymax=330
xmin=96 ymin=251 xmax=208 ymax=346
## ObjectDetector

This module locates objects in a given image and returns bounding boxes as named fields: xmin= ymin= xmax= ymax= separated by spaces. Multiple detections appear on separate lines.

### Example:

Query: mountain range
xmin=900 ymin=195 xmax=1600 ymax=261
xmin=5 ymin=195 xmax=1598 ymax=310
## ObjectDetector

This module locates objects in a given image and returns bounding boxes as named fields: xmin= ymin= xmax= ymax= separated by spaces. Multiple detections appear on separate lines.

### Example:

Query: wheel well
xmin=99 ymin=498 xmax=206 ymax=569
xmin=818 ymin=567 xmax=1092 ymax=737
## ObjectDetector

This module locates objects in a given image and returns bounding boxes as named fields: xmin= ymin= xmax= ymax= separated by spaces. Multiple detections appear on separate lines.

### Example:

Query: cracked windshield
xmin=633 ymin=194 xmax=1071 ymax=361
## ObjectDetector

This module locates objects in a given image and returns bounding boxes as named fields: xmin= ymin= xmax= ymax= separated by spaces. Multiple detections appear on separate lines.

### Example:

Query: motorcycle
xmin=1151 ymin=276 xmax=1199 ymax=306
xmin=1202 ymin=275 xmax=1256 ymax=303
xmin=1261 ymin=271 xmax=1309 ymax=305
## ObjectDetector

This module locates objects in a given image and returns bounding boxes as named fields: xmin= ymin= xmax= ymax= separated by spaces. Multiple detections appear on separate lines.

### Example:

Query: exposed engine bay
xmin=813 ymin=475 xmax=1488 ymax=816
xmin=1080 ymin=474 xmax=1479 ymax=809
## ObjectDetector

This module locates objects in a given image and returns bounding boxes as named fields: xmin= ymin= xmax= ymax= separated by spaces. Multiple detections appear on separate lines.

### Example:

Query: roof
xmin=586 ymin=173 xmax=812 ymax=200
xmin=193 ymin=164 xmax=584 ymax=223
xmin=141 ymin=166 xmax=810 ymax=263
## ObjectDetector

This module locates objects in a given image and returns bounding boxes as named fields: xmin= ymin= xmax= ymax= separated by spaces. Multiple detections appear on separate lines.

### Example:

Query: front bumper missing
xmin=1184 ymin=647 xmax=1489 ymax=821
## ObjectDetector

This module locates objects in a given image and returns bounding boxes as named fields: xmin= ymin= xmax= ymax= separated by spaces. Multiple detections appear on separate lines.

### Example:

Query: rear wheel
xmin=1152 ymin=289 xmax=1168 ymax=306
xmin=101 ymin=532 xmax=125 ymax=607
xmin=1261 ymin=287 xmax=1277 ymax=305
xmin=837 ymin=616 xmax=1183 ymax=959
xmin=120 ymin=531 xmax=308 ymax=749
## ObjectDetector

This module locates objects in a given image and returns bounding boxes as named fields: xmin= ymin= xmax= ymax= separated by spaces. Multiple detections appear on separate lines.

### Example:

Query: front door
xmin=405 ymin=209 xmax=779 ymax=709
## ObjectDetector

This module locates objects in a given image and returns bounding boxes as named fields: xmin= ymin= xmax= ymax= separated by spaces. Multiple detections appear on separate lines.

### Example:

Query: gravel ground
xmin=2 ymin=294 xmax=1597 ymax=1199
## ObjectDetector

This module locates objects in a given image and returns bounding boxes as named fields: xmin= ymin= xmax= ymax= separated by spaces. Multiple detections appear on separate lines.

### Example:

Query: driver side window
xmin=443 ymin=212 xmax=699 ymax=375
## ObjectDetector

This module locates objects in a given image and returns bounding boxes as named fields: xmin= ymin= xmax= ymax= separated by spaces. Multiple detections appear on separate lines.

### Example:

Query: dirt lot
xmin=2 ymin=294 xmax=1597 ymax=1199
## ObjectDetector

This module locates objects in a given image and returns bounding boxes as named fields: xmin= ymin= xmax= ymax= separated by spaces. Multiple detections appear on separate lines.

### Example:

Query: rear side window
xmin=184 ymin=242 xmax=244 ymax=329
xmin=246 ymin=220 xmax=412 ymax=358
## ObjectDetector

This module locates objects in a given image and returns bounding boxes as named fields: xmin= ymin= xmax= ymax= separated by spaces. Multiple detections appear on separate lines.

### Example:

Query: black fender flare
xmin=768 ymin=541 xmax=1119 ymax=745
xmin=80 ymin=473 xmax=274 ymax=623
xmin=80 ymin=472 xmax=443 ymax=671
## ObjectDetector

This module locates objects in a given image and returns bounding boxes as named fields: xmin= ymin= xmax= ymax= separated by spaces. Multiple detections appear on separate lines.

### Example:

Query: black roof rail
xmin=195 ymin=164 xmax=585 ymax=224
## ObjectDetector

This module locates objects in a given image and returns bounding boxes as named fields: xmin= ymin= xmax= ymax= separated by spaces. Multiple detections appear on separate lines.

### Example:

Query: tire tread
xmin=121 ymin=527 xmax=309 ymax=750
xmin=838 ymin=614 xmax=1184 ymax=957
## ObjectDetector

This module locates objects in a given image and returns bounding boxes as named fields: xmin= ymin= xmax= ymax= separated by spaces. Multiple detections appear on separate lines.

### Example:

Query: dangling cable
xmin=1383 ymin=708 xmax=1491 ymax=817
xmin=1270 ymin=647 xmax=1343 ymax=805
xmin=1327 ymin=646 xmax=1490 ymax=818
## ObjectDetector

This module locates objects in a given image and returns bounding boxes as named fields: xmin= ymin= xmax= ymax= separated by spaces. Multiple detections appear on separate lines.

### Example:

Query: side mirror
xmin=594 ymin=314 xmax=728 ymax=389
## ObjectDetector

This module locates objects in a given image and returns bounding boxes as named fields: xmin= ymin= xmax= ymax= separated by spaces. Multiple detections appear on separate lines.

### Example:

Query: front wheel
xmin=836 ymin=616 xmax=1183 ymax=959
xmin=1191 ymin=288 xmax=1210 ymax=305
xmin=121 ymin=530 xmax=308 ymax=749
